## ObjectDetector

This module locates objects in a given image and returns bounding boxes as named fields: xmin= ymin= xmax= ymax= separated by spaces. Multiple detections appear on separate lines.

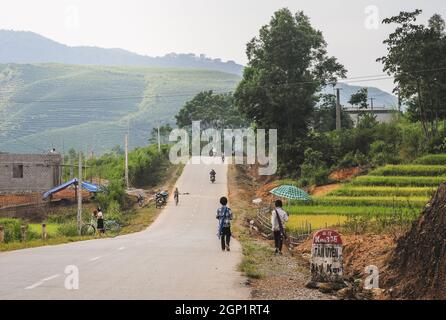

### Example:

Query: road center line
xmin=42 ymin=274 xmax=60 ymax=282
xmin=25 ymin=273 xmax=60 ymax=290
xmin=90 ymin=256 xmax=102 ymax=261
xmin=25 ymin=281 xmax=44 ymax=290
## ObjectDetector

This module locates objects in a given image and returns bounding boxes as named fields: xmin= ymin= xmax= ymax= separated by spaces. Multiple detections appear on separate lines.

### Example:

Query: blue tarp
xmin=43 ymin=178 xmax=101 ymax=200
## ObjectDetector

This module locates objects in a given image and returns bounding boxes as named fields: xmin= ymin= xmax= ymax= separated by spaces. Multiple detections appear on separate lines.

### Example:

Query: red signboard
xmin=312 ymin=229 xmax=342 ymax=245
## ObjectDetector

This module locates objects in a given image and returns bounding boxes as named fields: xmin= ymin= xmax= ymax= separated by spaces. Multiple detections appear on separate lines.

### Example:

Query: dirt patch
xmin=228 ymin=164 xmax=334 ymax=300
xmin=382 ymin=183 xmax=446 ymax=300
xmin=329 ymin=167 xmax=363 ymax=182
xmin=309 ymin=184 xmax=341 ymax=196
xmin=0 ymin=188 xmax=90 ymax=209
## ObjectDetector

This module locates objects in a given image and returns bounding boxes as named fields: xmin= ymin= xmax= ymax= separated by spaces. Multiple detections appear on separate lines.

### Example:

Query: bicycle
xmin=104 ymin=219 xmax=121 ymax=233
xmin=81 ymin=219 xmax=121 ymax=235
xmin=81 ymin=221 xmax=96 ymax=236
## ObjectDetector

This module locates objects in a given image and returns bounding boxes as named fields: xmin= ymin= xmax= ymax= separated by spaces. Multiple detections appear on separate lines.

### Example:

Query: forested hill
xmin=0 ymin=30 xmax=243 ymax=75
xmin=0 ymin=64 xmax=240 ymax=153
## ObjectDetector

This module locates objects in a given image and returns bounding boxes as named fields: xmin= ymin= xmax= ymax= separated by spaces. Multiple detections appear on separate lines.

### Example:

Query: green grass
xmin=329 ymin=186 xmax=436 ymax=197
xmin=282 ymin=158 xmax=443 ymax=229
xmin=238 ymin=235 xmax=272 ymax=279
xmin=305 ymin=195 xmax=427 ymax=208
xmin=286 ymin=205 xmax=418 ymax=216
xmin=28 ymin=223 xmax=59 ymax=237
xmin=350 ymin=175 xmax=446 ymax=187
xmin=413 ymin=154 xmax=446 ymax=165
xmin=370 ymin=165 xmax=446 ymax=176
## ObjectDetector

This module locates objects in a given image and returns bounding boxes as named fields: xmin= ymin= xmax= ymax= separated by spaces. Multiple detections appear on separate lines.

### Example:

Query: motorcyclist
xmin=210 ymin=169 xmax=216 ymax=182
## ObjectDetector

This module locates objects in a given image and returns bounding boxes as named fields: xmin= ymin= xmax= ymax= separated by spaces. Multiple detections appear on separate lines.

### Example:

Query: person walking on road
xmin=216 ymin=196 xmax=233 ymax=252
xmin=174 ymin=187 xmax=179 ymax=205
xmin=97 ymin=207 xmax=105 ymax=235
xmin=271 ymin=199 xmax=288 ymax=255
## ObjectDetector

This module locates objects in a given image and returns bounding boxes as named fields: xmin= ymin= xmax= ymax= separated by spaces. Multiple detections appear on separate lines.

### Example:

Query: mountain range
xmin=0 ymin=30 xmax=244 ymax=75
xmin=0 ymin=30 xmax=397 ymax=154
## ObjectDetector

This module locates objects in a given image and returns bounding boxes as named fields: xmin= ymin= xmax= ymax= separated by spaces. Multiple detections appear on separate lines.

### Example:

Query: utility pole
xmin=398 ymin=91 xmax=402 ymax=113
xmin=125 ymin=134 xmax=129 ymax=189
xmin=336 ymin=88 xmax=341 ymax=131
xmin=370 ymin=97 xmax=374 ymax=111
xmin=77 ymin=152 xmax=83 ymax=236
xmin=157 ymin=124 xmax=161 ymax=152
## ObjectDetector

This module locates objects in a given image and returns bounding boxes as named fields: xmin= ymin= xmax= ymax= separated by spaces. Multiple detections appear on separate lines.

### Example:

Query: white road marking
xmin=42 ymin=274 xmax=60 ymax=282
xmin=25 ymin=281 xmax=44 ymax=290
xmin=89 ymin=256 xmax=101 ymax=261
xmin=25 ymin=274 xmax=60 ymax=290
xmin=117 ymin=247 xmax=125 ymax=251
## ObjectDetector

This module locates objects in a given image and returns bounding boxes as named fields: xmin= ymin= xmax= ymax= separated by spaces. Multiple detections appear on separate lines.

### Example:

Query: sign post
xmin=310 ymin=229 xmax=343 ymax=282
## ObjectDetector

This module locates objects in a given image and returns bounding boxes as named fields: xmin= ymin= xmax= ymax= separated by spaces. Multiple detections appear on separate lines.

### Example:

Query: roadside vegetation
xmin=0 ymin=144 xmax=182 ymax=252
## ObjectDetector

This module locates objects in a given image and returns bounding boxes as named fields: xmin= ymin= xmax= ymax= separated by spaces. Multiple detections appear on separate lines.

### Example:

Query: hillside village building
xmin=0 ymin=153 xmax=62 ymax=193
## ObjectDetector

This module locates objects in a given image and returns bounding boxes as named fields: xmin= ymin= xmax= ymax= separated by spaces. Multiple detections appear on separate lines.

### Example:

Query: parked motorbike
xmin=155 ymin=191 xmax=168 ymax=208
xmin=137 ymin=194 xmax=144 ymax=207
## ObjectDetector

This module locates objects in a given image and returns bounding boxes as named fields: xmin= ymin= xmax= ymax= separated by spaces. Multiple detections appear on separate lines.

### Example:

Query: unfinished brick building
xmin=0 ymin=153 xmax=62 ymax=193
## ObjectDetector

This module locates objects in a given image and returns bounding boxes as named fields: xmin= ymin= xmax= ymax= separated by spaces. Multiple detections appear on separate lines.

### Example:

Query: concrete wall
xmin=0 ymin=154 xmax=62 ymax=193
xmin=346 ymin=109 xmax=400 ymax=126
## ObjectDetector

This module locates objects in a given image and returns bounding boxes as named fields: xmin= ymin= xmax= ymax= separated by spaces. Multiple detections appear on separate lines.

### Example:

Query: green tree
xmin=313 ymin=93 xmax=353 ymax=132
xmin=176 ymin=91 xmax=247 ymax=129
xmin=149 ymin=124 xmax=173 ymax=145
xmin=348 ymin=88 xmax=369 ymax=109
xmin=378 ymin=10 xmax=446 ymax=140
xmin=234 ymin=8 xmax=346 ymax=175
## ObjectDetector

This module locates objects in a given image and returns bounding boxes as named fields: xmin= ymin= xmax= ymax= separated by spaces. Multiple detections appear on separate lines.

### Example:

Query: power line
xmin=1 ymin=66 xmax=445 ymax=105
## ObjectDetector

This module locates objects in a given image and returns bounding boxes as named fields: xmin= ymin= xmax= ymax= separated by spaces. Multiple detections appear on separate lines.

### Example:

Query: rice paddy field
xmin=285 ymin=154 xmax=446 ymax=231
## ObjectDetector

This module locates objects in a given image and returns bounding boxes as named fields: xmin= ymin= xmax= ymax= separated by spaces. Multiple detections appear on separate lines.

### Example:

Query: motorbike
xmin=210 ymin=174 xmax=216 ymax=183
xmin=137 ymin=194 xmax=144 ymax=207
xmin=155 ymin=191 xmax=169 ymax=208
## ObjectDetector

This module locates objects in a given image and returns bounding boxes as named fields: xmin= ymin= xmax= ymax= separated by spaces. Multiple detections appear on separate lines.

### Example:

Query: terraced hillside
xmin=286 ymin=155 xmax=446 ymax=232
xmin=0 ymin=63 xmax=240 ymax=153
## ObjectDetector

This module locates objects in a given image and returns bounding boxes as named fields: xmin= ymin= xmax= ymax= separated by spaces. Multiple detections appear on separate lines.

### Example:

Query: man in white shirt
xmin=271 ymin=199 xmax=288 ymax=255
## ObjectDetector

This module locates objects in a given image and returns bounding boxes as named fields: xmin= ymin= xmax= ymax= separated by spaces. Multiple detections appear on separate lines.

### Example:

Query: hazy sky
xmin=0 ymin=0 xmax=444 ymax=93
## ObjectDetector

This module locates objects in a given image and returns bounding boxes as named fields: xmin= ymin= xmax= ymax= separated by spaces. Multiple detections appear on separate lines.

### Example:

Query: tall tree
xmin=348 ymin=88 xmax=369 ymax=109
xmin=234 ymin=8 xmax=346 ymax=175
xmin=176 ymin=91 xmax=248 ymax=129
xmin=378 ymin=10 xmax=446 ymax=140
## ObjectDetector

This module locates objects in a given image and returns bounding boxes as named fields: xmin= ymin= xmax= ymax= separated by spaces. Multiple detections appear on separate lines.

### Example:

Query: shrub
xmin=57 ymin=222 xmax=79 ymax=237
xmin=300 ymin=148 xmax=330 ymax=186
xmin=337 ymin=151 xmax=367 ymax=169
xmin=0 ymin=218 xmax=22 ymax=242
xmin=370 ymin=140 xmax=400 ymax=166
xmin=104 ymin=200 xmax=123 ymax=223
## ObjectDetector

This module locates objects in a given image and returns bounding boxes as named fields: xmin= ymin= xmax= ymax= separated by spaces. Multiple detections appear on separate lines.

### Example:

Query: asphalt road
xmin=0 ymin=157 xmax=249 ymax=300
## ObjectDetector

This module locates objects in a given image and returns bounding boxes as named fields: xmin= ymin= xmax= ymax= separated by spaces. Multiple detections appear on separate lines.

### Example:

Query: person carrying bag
xmin=271 ymin=199 xmax=288 ymax=255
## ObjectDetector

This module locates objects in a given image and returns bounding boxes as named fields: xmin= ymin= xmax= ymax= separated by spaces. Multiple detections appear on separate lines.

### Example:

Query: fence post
xmin=0 ymin=225 xmax=4 ymax=243
xmin=42 ymin=223 xmax=47 ymax=240
xmin=21 ymin=225 xmax=26 ymax=242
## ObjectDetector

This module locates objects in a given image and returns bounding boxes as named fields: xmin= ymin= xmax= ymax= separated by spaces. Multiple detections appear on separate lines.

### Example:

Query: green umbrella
xmin=269 ymin=185 xmax=312 ymax=201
